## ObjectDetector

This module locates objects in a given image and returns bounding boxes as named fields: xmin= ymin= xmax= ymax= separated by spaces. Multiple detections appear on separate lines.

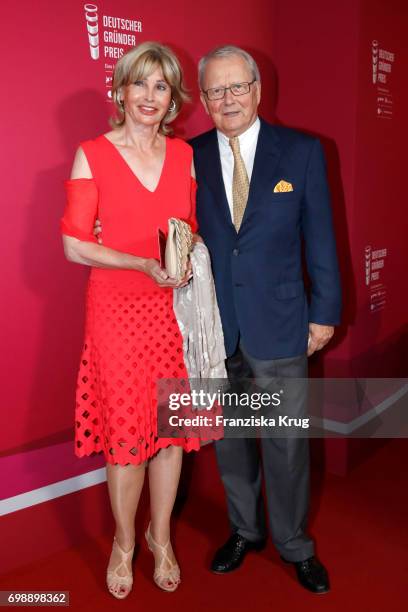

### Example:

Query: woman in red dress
xmin=61 ymin=42 xmax=201 ymax=599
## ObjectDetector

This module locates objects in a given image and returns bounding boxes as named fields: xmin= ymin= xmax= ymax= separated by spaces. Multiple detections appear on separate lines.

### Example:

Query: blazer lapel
xmin=199 ymin=129 xmax=236 ymax=232
xmin=239 ymin=118 xmax=282 ymax=231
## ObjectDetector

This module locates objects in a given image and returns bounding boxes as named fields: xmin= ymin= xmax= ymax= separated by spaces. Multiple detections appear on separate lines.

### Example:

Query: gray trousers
xmin=214 ymin=342 xmax=315 ymax=562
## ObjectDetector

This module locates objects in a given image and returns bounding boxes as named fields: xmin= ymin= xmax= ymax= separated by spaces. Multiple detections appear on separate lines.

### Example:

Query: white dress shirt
xmin=217 ymin=116 xmax=261 ymax=219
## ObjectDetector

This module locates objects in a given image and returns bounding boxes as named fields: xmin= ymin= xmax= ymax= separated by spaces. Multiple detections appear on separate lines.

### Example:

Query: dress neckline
xmin=101 ymin=134 xmax=168 ymax=194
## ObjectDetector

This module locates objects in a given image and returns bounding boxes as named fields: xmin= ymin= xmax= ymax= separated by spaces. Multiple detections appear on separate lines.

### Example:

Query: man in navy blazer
xmin=190 ymin=46 xmax=341 ymax=594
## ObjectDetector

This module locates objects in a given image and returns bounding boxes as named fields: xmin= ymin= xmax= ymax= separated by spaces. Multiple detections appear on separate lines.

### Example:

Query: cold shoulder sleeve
xmin=61 ymin=178 xmax=98 ymax=242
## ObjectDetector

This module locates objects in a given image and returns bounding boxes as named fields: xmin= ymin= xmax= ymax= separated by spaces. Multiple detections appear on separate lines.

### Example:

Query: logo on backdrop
xmin=84 ymin=4 xmax=99 ymax=60
xmin=83 ymin=3 xmax=143 ymax=99
xmin=371 ymin=40 xmax=378 ymax=84
xmin=365 ymin=245 xmax=388 ymax=313
xmin=371 ymin=39 xmax=395 ymax=119
xmin=365 ymin=245 xmax=371 ymax=286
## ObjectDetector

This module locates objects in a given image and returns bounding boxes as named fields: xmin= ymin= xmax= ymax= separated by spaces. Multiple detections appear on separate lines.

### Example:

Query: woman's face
xmin=121 ymin=65 xmax=172 ymax=128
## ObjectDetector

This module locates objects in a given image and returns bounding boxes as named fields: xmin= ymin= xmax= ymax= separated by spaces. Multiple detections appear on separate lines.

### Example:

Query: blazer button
xmin=232 ymin=249 xmax=239 ymax=256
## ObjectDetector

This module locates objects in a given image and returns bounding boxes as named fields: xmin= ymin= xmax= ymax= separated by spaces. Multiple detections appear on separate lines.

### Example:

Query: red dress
xmin=61 ymin=134 xmax=201 ymax=465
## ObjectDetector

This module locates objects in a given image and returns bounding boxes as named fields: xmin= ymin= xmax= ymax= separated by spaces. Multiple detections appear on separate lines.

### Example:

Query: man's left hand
xmin=307 ymin=323 xmax=334 ymax=356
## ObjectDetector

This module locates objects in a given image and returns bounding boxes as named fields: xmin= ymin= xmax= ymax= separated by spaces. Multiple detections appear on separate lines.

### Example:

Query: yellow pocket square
xmin=273 ymin=179 xmax=293 ymax=193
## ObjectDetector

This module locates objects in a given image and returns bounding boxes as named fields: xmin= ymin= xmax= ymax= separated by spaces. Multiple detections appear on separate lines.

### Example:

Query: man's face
xmin=200 ymin=54 xmax=261 ymax=138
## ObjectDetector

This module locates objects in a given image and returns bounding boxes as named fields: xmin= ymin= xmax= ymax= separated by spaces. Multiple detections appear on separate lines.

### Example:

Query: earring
xmin=117 ymin=95 xmax=125 ymax=111
xmin=168 ymin=99 xmax=176 ymax=113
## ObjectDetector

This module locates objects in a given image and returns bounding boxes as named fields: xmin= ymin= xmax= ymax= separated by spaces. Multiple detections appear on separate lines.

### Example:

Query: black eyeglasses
xmin=202 ymin=79 xmax=256 ymax=101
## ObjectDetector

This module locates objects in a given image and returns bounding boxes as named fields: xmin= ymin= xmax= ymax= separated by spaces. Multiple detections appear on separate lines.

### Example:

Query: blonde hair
xmin=110 ymin=41 xmax=190 ymax=135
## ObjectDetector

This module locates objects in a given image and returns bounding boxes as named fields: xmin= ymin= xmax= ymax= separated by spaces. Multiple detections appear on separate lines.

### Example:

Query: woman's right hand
xmin=92 ymin=220 xmax=192 ymax=287
xmin=142 ymin=258 xmax=191 ymax=288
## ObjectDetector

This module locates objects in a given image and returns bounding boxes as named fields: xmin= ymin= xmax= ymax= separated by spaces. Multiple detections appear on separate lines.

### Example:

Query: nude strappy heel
xmin=145 ymin=522 xmax=181 ymax=592
xmin=106 ymin=536 xmax=135 ymax=599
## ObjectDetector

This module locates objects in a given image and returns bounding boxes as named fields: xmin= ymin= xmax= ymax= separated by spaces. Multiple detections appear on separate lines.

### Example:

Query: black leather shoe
xmin=211 ymin=533 xmax=265 ymax=574
xmin=280 ymin=555 xmax=330 ymax=593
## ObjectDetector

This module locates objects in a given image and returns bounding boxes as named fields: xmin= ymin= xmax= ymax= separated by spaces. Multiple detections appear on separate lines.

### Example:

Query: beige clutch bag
xmin=165 ymin=218 xmax=193 ymax=280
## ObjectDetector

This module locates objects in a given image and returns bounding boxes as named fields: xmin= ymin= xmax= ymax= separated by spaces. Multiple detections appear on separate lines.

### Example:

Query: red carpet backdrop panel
xmin=1 ymin=2 xmax=407 ymax=605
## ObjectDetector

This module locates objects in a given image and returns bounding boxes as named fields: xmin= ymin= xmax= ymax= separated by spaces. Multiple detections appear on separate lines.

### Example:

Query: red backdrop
xmin=1 ymin=0 xmax=278 ymax=456
xmin=1 ymin=0 xmax=407 ymax=570
xmin=274 ymin=0 xmax=408 ymax=379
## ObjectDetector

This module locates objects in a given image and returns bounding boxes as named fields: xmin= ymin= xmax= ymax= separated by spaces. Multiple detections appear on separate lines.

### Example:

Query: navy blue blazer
xmin=189 ymin=118 xmax=342 ymax=360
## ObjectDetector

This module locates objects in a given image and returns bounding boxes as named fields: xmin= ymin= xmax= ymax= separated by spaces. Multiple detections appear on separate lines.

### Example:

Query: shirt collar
xmin=217 ymin=116 xmax=260 ymax=151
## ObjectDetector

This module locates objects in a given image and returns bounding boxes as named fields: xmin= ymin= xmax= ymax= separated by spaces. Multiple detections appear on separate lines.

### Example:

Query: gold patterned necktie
xmin=229 ymin=136 xmax=249 ymax=231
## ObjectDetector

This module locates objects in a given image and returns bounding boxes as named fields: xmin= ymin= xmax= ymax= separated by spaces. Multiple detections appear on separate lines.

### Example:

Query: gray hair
xmin=198 ymin=45 xmax=261 ymax=89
